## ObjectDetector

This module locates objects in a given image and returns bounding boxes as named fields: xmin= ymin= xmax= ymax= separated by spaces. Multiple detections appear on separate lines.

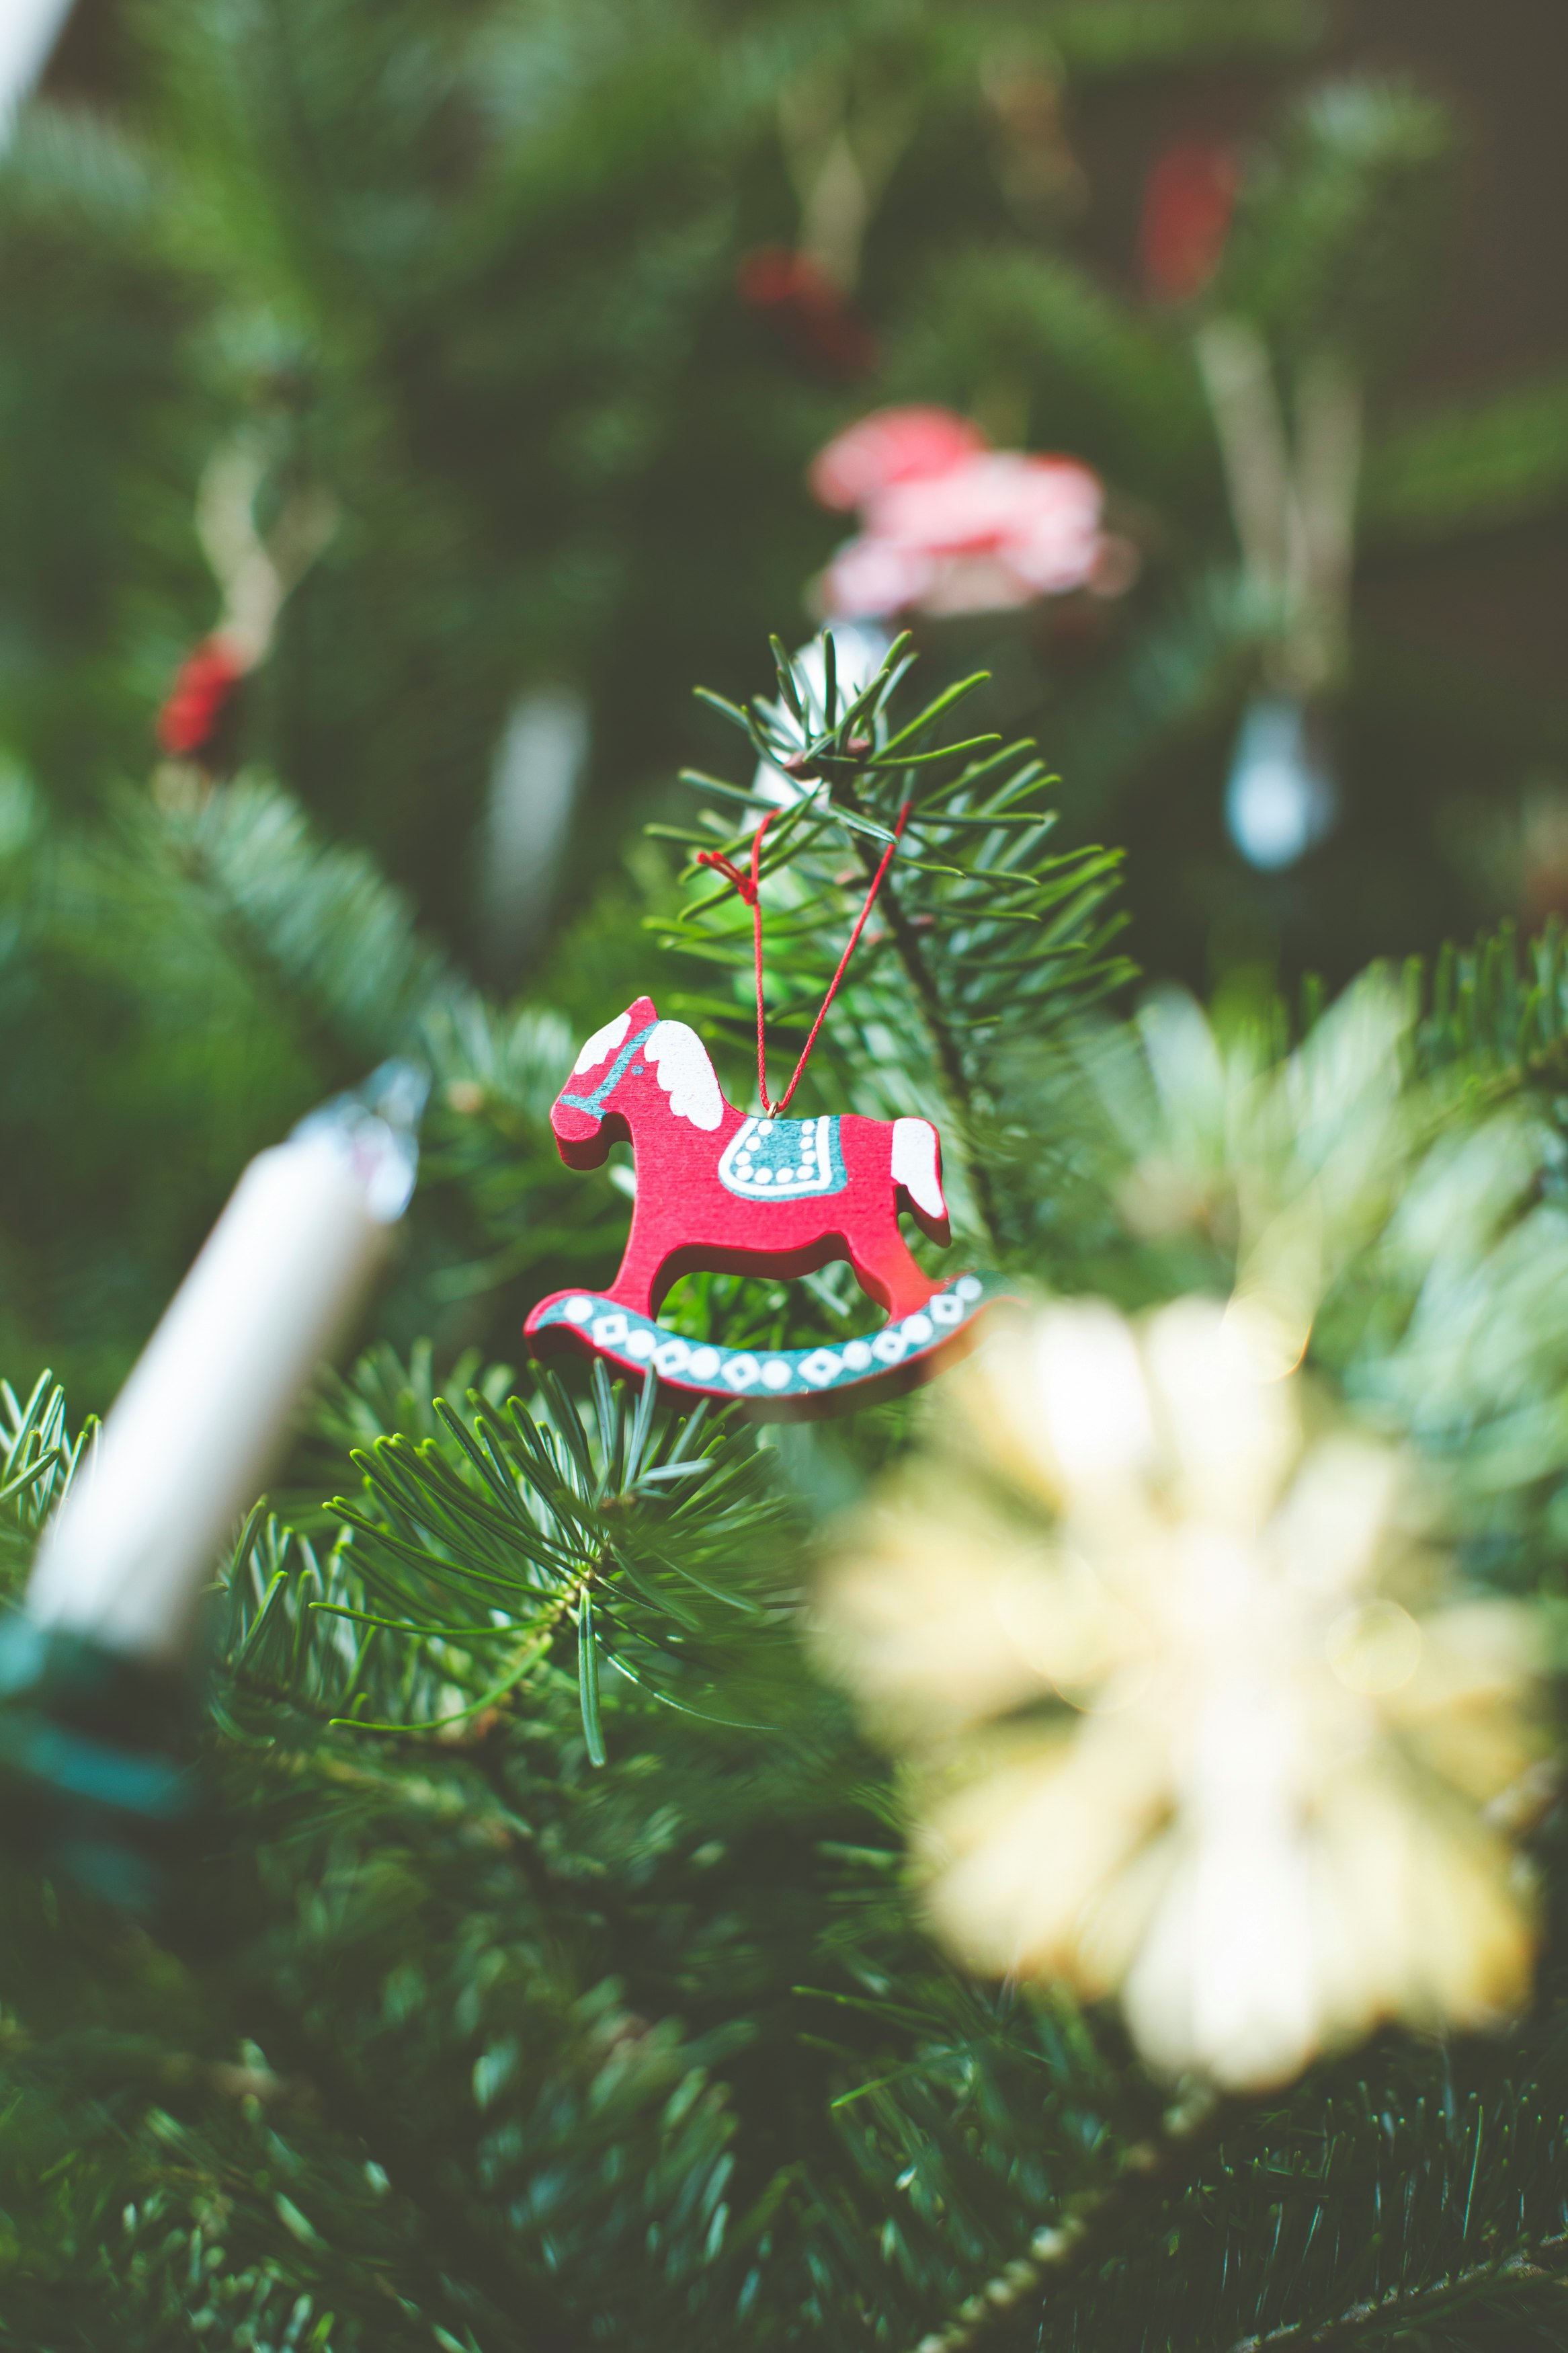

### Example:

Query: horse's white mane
xmin=573 ymin=1010 xmax=630 ymax=1074
xmin=645 ymin=1021 xmax=723 ymax=1131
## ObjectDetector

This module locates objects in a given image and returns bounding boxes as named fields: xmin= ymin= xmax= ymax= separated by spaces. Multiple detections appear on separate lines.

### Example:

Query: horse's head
xmin=550 ymin=996 xmax=726 ymax=1166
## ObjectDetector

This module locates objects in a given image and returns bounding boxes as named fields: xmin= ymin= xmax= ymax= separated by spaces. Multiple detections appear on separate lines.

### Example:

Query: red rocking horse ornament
xmin=524 ymin=996 xmax=1017 ymax=1414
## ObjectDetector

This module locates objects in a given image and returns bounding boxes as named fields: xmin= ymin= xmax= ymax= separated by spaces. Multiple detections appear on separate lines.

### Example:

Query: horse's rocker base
xmin=526 ymin=1273 xmax=1020 ymax=1418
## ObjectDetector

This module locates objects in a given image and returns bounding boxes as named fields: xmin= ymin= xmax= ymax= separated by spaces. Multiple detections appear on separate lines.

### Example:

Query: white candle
xmin=0 ymin=0 xmax=73 ymax=141
xmin=27 ymin=1065 xmax=425 ymax=1664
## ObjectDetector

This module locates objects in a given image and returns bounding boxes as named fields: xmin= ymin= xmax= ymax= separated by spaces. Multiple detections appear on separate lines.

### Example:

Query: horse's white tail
xmin=891 ymin=1117 xmax=946 ymax=1224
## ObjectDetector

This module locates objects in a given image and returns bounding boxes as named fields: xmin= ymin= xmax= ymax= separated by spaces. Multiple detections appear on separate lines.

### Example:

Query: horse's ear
xmin=630 ymin=994 xmax=658 ymax=1025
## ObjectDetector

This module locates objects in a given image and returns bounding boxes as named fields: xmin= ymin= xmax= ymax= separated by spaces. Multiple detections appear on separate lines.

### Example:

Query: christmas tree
xmin=5 ymin=0 xmax=1567 ymax=1402
xmin=1 ymin=4 xmax=1567 ymax=2348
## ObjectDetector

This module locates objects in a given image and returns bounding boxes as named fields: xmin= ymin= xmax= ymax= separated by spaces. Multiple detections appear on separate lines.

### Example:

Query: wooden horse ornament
xmin=524 ymin=996 xmax=1016 ymax=1414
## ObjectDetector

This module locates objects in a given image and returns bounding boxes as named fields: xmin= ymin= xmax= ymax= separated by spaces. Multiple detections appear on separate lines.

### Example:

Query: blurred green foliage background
xmin=1 ymin=0 xmax=1565 ymax=1404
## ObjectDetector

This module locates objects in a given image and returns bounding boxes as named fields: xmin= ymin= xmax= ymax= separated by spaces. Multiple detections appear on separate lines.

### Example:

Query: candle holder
xmin=0 ymin=1614 xmax=202 ymax=1918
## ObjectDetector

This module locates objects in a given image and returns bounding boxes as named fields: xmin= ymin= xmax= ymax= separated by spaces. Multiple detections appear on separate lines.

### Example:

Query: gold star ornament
xmin=814 ymin=1295 xmax=1546 ymax=2090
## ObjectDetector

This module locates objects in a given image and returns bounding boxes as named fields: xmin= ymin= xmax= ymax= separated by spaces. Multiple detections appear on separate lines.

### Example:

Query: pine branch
xmin=1362 ymin=370 xmax=1568 ymax=545
xmin=1407 ymin=917 xmax=1568 ymax=1099
xmin=904 ymin=2088 xmax=1227 ymax=2353
xmin=1222 ymin=2239 xmax=1568 ymax=2352
xmin=165 ymin=774 xmax=463 ymax=1070
xmin=886 ymin=248 xmax=1212 ymax=510
xmin=1216 ymin=77 xmax=1456 ymax=371
xmin=908 ymin=2026 xmax=1568 ymax=2353
xmin=1042 ymin=0 xmax=1324 ymax=75
xmin=220 ymin=1349 xmax=796 ymax=1752
xmin=839 ymin=797 xmax=1004 ymax=1249
xmin=0 ymin=1371 xmax=88 ymax=1589
xmin=660 ymin=635 xmax=1132 ymax=1252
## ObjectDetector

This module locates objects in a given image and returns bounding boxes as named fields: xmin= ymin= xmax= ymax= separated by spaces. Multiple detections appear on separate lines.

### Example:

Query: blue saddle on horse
xmin=716 ymin=1115 xmax=847 ymax=1202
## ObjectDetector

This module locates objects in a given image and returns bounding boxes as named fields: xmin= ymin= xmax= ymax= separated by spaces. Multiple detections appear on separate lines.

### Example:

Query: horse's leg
xmin=603 ymin=1204 xmax=667 ymax=1318
xmin=845 ymin=1220 xmax=940 ymax=1320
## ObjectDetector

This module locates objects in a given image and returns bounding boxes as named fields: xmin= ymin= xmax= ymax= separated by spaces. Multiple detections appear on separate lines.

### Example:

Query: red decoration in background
xmin=1139 ymin=142 xmax=1239 ymax=303
xmin=808 ymin=405 xmax=987 ymax=512
xmin=156 ymin=635 xmax=247 ymax=760
xmin=858 ymin=453 xmax=1106 ymax=596
xmin=811 ymin=423 xmax=1112 ymax=622
xmin=737 ymin=247 xmax=878 ymax=381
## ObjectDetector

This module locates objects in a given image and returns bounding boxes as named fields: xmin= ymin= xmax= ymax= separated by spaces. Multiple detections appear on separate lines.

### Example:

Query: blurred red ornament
xmin=866 ymin=454 xmax=1103 ymax=587
xmin=819 ymin=536 xmax=942 ymax=621
xmin=156 ymin=635 xmax=247 ymax=760
xmin=736 ymin=247 xmax=878 ymax=380
xmin=809 ymin=404 xmax=988 ymax=513
xmin=821 ymin=449 xmax=1109 ymax=621
xmin=1139 ymin=141 xmax=1239 ymax=303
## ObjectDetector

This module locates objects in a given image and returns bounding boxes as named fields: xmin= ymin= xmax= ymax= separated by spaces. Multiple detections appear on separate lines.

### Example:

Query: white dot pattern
xmin=531 ymin=1274 xmax=1016 ymax=1406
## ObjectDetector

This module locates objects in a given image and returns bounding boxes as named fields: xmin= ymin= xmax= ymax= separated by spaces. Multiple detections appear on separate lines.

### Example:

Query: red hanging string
xmin=697 ymin=801 xmax=910 ymax=1117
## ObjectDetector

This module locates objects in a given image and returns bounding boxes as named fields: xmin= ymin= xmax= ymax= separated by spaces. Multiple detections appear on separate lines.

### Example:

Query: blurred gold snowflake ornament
xmin=815 ymin=1295 xmax=1544 ymax=2091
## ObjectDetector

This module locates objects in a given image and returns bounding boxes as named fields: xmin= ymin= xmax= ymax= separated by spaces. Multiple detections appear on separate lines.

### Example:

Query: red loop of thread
xmin=697 ymin=801 xmax=909 ymax=1117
